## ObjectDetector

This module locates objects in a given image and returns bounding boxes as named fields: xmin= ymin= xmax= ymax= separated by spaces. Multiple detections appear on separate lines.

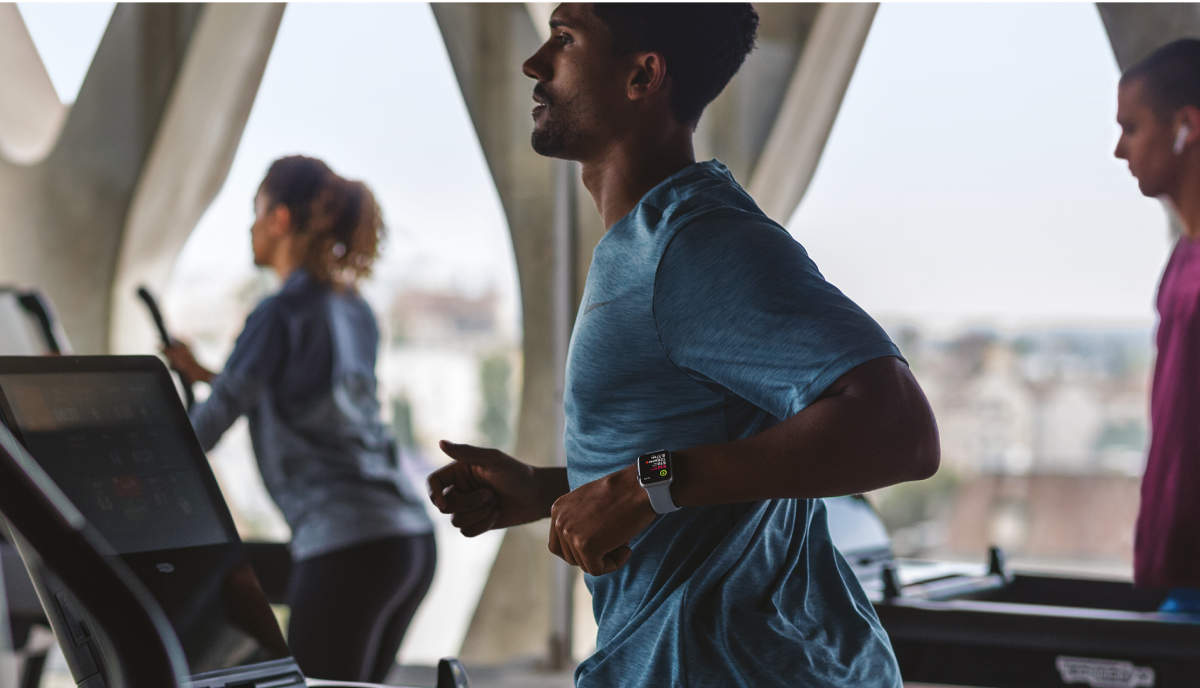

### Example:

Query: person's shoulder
xmin=272 ymin=271 xmax=338 ymax=311
xmin=247 ymin=276 xmax=324 ymax=321
xmin=667 ymin=206 xmax=797 ymax=266
xmin=237 ymin=293 xmax=287 ymax=335
xmin=651 ymin=162 xmax=782 ymax=239
xmin=247 ymin=290 xmax=283 ymax=317
xmin=652 ymin=162 xmax=760 ymax=221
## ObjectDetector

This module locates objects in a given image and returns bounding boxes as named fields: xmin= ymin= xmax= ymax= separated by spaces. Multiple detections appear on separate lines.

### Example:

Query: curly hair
xmin=592 ymin=3 xmax=759 ymax=126
xmin=258 ymin=155 xmax=385 ymax=289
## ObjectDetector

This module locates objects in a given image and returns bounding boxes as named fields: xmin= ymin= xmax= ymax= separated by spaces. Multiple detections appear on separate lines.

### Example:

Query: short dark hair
xmin=592 ymin=3 xmax=758 ymax=126
xmin=1121 ymin=38 xmax=1200 ymax=119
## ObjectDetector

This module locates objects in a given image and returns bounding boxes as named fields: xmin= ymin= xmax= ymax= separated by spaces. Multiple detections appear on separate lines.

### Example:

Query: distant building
xmin=883 ymin=323 xmax=1152 ymax=569
xmin=387 ymin=287 xmax=503 ymax=349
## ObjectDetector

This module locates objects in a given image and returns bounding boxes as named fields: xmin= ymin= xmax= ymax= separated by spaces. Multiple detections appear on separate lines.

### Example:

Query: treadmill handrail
xmin=0 ymin=424 xmax=188 ymax=687
xmin=14 ymin=290 xmax=71 ymax=355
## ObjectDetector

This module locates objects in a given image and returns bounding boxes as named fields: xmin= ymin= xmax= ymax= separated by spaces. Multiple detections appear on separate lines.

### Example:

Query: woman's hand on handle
xmin=161 ymin=339 xmax=216 ymax=385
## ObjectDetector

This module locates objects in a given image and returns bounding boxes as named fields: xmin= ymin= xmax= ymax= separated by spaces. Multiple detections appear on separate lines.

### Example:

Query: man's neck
xmin=1171 ymin=168 xmax=1200 ymax=239
xmin=578 ymin=127 xmax=697 ymax=229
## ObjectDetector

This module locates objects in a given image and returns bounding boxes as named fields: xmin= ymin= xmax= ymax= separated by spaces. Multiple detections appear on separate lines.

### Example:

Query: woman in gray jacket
xmin=165 ymin=155 xmax=434 ymax=683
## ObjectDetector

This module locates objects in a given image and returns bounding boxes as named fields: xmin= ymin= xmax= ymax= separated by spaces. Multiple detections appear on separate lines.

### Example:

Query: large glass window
xmin=789 ymin=4 xmax=1167 ymax=576
xmin=162 ymin=4 xmax=519 ymax=663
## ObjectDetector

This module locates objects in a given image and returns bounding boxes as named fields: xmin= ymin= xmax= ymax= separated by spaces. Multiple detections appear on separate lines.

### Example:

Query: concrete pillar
xmin=696 ymin=4 xmax=823 ymax=182
xmin=432 ymin=2 xmax=561 ymax=664
xmin=0 ymin=4 xmax=283 ymax=355
xmin=0 ymin=5 xmax=66 ymax=165
xmin=697 ymin=3 xmax=877 ymax=221
xmin=1097 ymin=3 xmax=1200 ymax=70
xmin=109 ymin=4 xmax=285 ymax=354
xmin=746 ymin=3 xmax=877 ymax=220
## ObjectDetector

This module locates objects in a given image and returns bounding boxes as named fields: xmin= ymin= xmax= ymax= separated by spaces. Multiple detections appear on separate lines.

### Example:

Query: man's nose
xmin=522 ymin=43 xmax=551 ymax=81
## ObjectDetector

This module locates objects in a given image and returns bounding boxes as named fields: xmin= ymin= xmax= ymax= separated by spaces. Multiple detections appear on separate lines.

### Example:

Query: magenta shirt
xmin=1136 ymin=236 xmax=1200 ymax=588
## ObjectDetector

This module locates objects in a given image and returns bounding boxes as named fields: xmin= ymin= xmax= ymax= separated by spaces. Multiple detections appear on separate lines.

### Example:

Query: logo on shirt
xmin=582 ymin=299 xmax=616 ymax=315
xmin=1055 ymin=655 xmax=1155 ymax=688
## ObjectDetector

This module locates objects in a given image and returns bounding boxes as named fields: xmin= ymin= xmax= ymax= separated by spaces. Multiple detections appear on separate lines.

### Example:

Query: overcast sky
xmin=18 ymin=2 xmax=1169 ymax=333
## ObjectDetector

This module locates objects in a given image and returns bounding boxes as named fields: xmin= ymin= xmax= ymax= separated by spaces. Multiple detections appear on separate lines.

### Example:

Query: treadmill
xmin=1 ymin=553 xmax=14 ymax=687
xmin=826 ymin=494 xmax=1200 ymax=688
xmin=0 ymin=355 xmax=468 ymax=688
xmin=0 ymin=286 xmax=294 ymax=687
xmin=0 ymin=287 xmax=73 ymax=688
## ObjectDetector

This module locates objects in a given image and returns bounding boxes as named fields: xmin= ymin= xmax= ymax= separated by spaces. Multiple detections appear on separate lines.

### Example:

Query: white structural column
xmin=0 ymin=5 xmax=66 ymax=164
xmin=0 ymin=4 xmax=201 ymax=354
xmin=109 ymin=4 xmax=285 ymax=354
xmin=696 ymin=4 xmax=823 ymax=184
xmin=747 ymin=3 xmax=877 ymax=221
xmin=0 ymin=4 xmax=282 ymax=355
xmin=1097 ymin=3 xmax=1200 ymax=70
xmin=432 ymin=2 xmax=564 ymax=664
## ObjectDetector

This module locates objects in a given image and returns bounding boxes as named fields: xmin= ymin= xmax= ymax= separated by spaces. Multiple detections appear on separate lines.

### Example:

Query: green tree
xmin=478 ymin=353 xmax=512 ymax=449
xmin=392 ymin=395 xmax=417 ymax=449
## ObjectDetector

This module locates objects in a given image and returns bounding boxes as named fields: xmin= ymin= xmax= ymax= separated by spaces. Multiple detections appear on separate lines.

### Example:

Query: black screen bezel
xmin=637 ymin=449 xmax=672 ymax=486
xmin=0 ymin=355 xmax=295 ymax=675
xmin=0 ymin=356 xmax=241 ymax=551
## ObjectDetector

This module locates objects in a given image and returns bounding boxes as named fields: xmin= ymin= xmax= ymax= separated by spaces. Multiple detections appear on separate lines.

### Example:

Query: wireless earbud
xmin=1174 ymin=123 xmax=1191 ymax=155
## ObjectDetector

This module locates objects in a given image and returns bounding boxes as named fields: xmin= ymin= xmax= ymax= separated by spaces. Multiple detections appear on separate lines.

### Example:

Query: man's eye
xmin=556 ymin=32 xmax=573 ymax=45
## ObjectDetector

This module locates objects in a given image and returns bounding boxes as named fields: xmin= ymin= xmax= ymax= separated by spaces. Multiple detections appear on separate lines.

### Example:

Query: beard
xmin=531 ymin=107 xmax=581 ymax=158
xmin=530 ymin=86 xmax=590 ymax=159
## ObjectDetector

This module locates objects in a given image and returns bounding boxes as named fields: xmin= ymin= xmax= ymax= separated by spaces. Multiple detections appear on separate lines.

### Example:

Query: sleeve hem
xmin=790 ymin=341 xmax=906 ymax=415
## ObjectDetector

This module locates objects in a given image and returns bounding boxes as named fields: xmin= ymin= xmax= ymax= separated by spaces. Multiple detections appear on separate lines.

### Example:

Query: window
xmin=789 ymin=3 xmax=1166 ymax=576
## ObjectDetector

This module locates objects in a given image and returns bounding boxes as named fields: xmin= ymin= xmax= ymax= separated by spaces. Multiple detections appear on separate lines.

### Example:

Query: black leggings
xmin=286 ymin=532 xmax=436 ymax=682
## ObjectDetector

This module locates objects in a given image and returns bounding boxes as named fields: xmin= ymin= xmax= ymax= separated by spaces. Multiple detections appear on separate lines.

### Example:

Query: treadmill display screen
xmin=0 ymin=371 xmax=232 ymax=553
xmin=0 ymin=363 xmax=290 ymax=675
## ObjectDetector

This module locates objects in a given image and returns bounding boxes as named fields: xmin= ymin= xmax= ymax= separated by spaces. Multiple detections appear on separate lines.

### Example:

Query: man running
xmin=430 ymin=5 xmax=939 ymax=685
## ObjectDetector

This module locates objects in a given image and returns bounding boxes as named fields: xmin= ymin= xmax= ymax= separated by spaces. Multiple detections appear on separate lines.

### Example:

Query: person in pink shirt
xmin=1114 ymin=38 xmax=1200 ymax=613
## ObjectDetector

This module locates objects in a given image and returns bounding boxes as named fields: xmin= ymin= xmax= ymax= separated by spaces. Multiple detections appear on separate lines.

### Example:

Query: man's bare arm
xmin=673 ymin=355 xmax=939 ymax=506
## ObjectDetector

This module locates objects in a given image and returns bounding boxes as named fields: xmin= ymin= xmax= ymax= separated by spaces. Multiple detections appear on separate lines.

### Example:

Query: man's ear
xmin=627 ymin=51 xmax=668 ymax=103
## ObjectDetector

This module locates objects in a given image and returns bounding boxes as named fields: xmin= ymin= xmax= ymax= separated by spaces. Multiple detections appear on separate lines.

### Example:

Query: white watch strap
xmin=645 ymin=482 xmax=679 ymax=514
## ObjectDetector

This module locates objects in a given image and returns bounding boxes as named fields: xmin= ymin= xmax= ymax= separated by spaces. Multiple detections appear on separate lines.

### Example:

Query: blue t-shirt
xmin=565 ymin=161 xmax=903 ymax=687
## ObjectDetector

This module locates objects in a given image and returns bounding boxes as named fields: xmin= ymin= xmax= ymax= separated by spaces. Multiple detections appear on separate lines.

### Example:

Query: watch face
xmin=638 ymin=450 xmax=671 ymax=485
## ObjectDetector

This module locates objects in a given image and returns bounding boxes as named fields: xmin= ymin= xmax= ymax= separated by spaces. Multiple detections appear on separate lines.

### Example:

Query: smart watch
xmin=636 ymin=450 xmax=680 ymax=514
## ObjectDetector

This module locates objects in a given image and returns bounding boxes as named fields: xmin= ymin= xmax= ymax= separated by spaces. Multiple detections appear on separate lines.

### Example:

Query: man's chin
xmin=530 ymin=129 xmax=563 ymax=158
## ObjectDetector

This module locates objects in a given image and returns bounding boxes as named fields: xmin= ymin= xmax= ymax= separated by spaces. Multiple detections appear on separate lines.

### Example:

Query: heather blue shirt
xmin=565 ymin=161 xmax=903 ymax=687
xmin=190 ymin=270 xmax=431 ymax=561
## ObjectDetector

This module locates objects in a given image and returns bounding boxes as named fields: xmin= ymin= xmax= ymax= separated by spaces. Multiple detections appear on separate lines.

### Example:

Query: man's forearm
xmin=670 ymin=357 xmax=939 ymax=507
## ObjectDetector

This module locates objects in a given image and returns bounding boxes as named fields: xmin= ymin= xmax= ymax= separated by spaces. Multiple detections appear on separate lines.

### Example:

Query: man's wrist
xmin=534 ymin=466 xmax=571 ymax=517
xmin=623 ymin=464 xmax=656 ymax=518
